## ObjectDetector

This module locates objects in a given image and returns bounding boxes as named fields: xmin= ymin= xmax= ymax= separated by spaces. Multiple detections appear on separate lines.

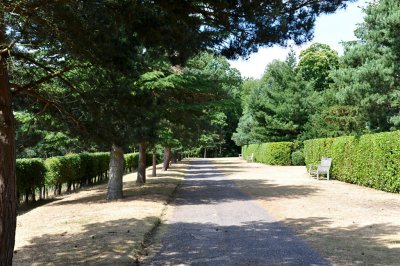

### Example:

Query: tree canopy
xmin=233 ymin=0 xmax=400 ymax=145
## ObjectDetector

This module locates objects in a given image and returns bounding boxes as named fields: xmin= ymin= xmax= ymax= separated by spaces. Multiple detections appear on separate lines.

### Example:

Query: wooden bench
xmin=308 ymin=157 xmax=332 ymax=180
xmin=246 ymin=153 xmax=254 ymax=163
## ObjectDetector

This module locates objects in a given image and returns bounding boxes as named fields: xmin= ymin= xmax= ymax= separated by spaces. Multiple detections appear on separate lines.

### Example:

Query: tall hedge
xmin=242 ymin=142 xmax=293 ymax=165
xmin=124 ymin=153 xmax=139 ymax=172
xmin=304 ymin=131 xmax=400 ymax=193
xmin=16 ymin=151 xmax=159 ymax=203
xmin=16 ymin=158 xmax=46 ymax=202
xmin=16 ymin=152 xmax=110 ymax=201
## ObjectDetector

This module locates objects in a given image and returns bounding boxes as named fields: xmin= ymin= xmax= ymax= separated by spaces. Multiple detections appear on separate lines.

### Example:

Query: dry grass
xmin=211 ymin=157 xmax=400 ymax=266
xmin=13 ymin=162 xmax=188 ymax=265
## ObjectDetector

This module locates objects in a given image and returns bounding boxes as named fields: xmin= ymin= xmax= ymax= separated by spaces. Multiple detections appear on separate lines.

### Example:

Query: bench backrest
xmin=320 ymin=157 xmax=332 ymax=168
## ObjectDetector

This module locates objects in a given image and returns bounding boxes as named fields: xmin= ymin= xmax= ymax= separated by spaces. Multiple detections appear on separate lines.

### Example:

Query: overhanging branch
xmin=12 ymin=65 xmax=71 ymax=95
xmin=22 ymin=89 xmax=86 ymax=134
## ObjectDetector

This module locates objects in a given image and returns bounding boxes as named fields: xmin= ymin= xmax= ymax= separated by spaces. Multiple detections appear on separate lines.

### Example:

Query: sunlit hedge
xmin=242 ymin=142 xmax=293 ymax=165
xmin=16 ymin=151 xmax=157 ymax=203
xmin=16 ymin=152 xmax=111 ymax=202
xmin=124 ymin=153 xmax=139 ymax=172
xmin=304 ymin=131 xmax=400 ymax=193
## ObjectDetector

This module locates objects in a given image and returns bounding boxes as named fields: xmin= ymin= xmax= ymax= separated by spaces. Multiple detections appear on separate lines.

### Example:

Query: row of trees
xmin=0 ymin=0 xmax=354 ymax=263
xmin=233 ymin=0 xmax=400 ymax=146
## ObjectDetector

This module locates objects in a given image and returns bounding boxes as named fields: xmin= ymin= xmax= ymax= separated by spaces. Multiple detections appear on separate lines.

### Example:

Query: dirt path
xmin=13 ymin=162 xmax=187 ymax=265
xmin=212 ymin=157 xmax=400 ymax=265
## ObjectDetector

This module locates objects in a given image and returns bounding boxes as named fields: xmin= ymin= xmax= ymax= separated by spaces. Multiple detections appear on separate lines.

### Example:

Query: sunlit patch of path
xmin=147 ymin=158 xmax=329 ymax=265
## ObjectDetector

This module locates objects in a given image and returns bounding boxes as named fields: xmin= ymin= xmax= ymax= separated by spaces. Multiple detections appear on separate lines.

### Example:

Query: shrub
xmin=304 ymin=131 xmax=400 ymax=193
xmin=291 ymin=150 xmax=305 ymax=166
xmin=16 ymin=158 xmax=46 ymax=201
xmin=124 ymin=153 xmax=139 ymax=172
xmin=242 ymin=142 xmax=293 ymax=165
xmin=45 ymin=154 xmax=81 ymax=191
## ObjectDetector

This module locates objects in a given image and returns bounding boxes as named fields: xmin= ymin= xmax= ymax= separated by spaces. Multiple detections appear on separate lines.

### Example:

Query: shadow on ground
xmin=146 ymin=219 xmax=400 ymax=265
xmin=283 ymin=217 xmax=400 ymax=265
xmin=14 ymin=217 xmax=159 ymax=265
xmin=15 ymin=214 xmax=398 ymax=265
xmin=17 ymin=198 xmax=61 ymax=216
xmin=169 ymin=159 xmax=319 ymax=205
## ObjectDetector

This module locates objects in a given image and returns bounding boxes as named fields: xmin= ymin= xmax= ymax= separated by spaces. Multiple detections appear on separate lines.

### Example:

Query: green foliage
xmin=296 ymin=43 xmax=340 ymax=91
xmin=242 ymin=142 xmax=293 ymax=165
xmin=14 ymin=111 xmax=90 ymax=158
xmin=15 ymin=151 xmax=111 ymax=203
xmin=45 ymin=154 xmax=81 ymax=187
xmin=291 ymin=150 xmax=305 ymax=166
xmin=304 ymin=131 xmax=400 ymax=192
xmin=44 ymin=152 xmax=109 ymax=188
xmin=323 ymin=0 xmax=400 ymax=134
xmin=234 ymin=52 xmax=310 ymax=144
xmin=124 ymin=153 xmax=139 ymax=172
xmin=16 ymin=152 xmax=112 ymax=202
xmin=16 ymin=159 xmax=47 ymax=198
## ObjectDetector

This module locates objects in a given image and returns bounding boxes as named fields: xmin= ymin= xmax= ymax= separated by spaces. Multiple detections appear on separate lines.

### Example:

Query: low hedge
xmin=304 ymin=131 xmax=400 ymax=193
xmin=242 ymin=142 xmax=293 ymax=165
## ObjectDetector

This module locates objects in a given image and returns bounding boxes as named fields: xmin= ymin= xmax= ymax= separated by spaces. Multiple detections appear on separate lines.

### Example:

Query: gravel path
xmin=148 ymin=159 xmax=329 ymax=265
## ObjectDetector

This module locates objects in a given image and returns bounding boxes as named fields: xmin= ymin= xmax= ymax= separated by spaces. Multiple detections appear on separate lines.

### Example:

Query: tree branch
xmin=22 ymin=89 xmax=86 ymax=134
xmin=12 ymin=52 xmax=89 ymax=99
xmin=12 ymin=65 xmax=71 ymax=95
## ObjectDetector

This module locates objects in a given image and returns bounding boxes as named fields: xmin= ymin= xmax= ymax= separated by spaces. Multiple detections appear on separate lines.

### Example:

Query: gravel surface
xmin=148 ymin=159 xmax=329 ymax=265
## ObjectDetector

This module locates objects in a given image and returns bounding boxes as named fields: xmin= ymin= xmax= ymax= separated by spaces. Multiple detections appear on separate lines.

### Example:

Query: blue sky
xmin=229 ymin=0 xmax=369 ymax=79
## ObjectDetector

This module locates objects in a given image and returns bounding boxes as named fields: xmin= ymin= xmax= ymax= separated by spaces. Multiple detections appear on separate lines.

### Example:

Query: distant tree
xmin=245 ymin=53 xmax=309 ymax=142
xmin=14 ymin=112 xmax=93 ymax=158
xmin=296 ymin=43 xmax=340 ymax=91
xmin=232 ymin=79 xmax=261 ymax=146
xmin=315 ymin=0 xmax=400 ymax=136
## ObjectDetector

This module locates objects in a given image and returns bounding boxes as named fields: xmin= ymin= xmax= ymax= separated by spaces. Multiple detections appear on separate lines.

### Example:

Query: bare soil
xmin=211 ymin=157 xmax=400 ymax=266
xmin=13 ymin=162 xmax=187 ymax=265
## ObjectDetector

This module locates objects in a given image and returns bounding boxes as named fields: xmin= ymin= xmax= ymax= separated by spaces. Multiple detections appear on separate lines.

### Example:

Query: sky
xmin=229 ymin=0 xmax=369 ymax=79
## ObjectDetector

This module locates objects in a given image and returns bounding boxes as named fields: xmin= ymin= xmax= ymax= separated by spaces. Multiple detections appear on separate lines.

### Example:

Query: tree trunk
xmin=0 ymin=12 xmax=17 ymax=263
xmin=163 ymin=146 xmax=171 ymax=171
xmin=107 ymin=144 xmax=124 ymax=200
xmin=204 ymin=147 xmax=207 ymax=158
xmin=57 ymin=184 xmax=62 ymax=196
xmin=152 ymin=150 xmax=157 ymax=177
xmin=137 ymin=143 xmax=147 ymax=184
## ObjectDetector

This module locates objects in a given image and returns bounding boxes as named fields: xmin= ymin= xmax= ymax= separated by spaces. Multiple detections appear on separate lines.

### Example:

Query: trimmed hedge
xmin=291 ymin=150 xmax=305 ymax=166
xmin=304 ymin=131 xmax=400 ymax=193
xmin=242 ymin=142 xmax=293 ymax=165
xmin=16 ymin=158 xmax=47 ymax=202
xmin=124 ymin=153 xmax=139 ymax=172
xmin=16 ymin=151 xmax=157 ymax=203
xmin=17 ymin=152 xmax=110 ymax=201
xmin=45 ymin=152 xmax=110 ymax=192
